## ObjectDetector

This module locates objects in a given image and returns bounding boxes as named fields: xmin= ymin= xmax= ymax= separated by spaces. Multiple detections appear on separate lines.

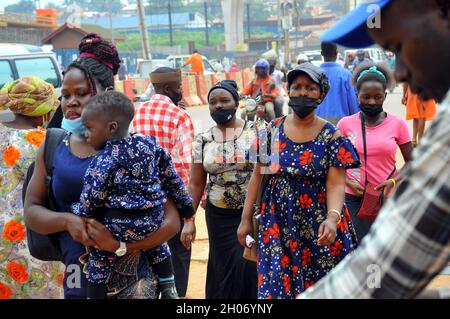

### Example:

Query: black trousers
xmin=167 ymin=220 xmax=191 ymax=297
xmin=345 ymin=193 xmax=373 ymax=242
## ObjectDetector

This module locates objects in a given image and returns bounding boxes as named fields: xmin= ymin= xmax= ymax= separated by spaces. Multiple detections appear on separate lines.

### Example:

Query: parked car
xmin=0 ymin=43 xmax=62 ymax=120
xmin=0 ymin=43 xmax=62 ymax=93
xmin=303 ymin=50 xmax=324 ymax=67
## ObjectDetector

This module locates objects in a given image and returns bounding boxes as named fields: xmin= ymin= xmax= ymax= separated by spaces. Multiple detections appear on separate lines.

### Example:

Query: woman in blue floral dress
xmin=238 ymin=63 xmax=360 ymax=299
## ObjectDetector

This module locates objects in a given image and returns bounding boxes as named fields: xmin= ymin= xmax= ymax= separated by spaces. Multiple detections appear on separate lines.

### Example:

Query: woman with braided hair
xmin=48 ymin=33 xmax=122 ymax=129
xmin=0 ymin=76 xmax=63 ymax=299
xmin=24 ymin=34 xmax=182 ymax=299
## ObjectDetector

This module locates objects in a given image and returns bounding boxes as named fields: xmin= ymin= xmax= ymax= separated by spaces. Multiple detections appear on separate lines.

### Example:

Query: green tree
xmin=4 ymin=0 xmax=36 ymax=14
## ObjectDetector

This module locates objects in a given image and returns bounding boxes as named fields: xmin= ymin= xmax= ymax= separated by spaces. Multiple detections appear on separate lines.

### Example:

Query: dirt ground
xmin=185 ymin=207 xmax=208 ymax=299
xmin=185 ymin=206 xmax=450 ymax=299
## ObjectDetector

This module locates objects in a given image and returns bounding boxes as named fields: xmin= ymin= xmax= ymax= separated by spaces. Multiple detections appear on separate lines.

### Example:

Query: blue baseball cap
xmin=321 ymin=0 xmax=393 ymax=48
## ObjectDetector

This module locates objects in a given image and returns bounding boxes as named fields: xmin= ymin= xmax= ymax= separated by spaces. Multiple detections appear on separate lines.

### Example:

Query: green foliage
xmin=117 ymin=30 xmax=223 ymax=51
xmin=116 ymin=29 xmax=272 ymax=51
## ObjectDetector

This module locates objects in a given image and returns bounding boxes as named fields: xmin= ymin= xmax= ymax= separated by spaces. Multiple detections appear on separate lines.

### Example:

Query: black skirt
xmin=205 ymin=200 xmax=257 ymax=299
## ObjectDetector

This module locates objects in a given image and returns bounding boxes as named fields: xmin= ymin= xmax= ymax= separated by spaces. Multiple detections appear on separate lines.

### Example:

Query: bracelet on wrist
xmin=388 ymin=178 xmax=396 ymax=188
xmin=327 ymin=209 xmax=341 ymax=225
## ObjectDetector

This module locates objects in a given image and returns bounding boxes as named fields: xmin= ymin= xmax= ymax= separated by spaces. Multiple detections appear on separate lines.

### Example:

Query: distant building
xmin=42 ymin=22 xmax=125 ymax=69
xmin=81 ymin=12 xmax=208 ymax=34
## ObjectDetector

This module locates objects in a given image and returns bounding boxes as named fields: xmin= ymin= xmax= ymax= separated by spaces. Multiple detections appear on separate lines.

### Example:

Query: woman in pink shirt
xmin=337 ymin=63 xmax=413 ymax=241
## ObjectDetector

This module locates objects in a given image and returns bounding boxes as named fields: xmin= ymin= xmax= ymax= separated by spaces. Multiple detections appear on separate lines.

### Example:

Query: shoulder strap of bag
xmin=361 ymin=113 xmax=369 ymax=187
xmin=255 ymin=116 xmax=287 ymax=208
xmin=43 ymin=128 xmax=66 ymax=191
xmin=360 ymin=114 xmax=396 ymax=186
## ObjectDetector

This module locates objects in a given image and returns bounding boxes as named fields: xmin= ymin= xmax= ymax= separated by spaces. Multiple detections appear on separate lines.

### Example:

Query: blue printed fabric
xmin=252 ymin=119 xmax=361 ymax=299
xmin=71 ymin=134 xmax=194 ymax=284
xmin=71 ymin=133 xmax=194 ymax=217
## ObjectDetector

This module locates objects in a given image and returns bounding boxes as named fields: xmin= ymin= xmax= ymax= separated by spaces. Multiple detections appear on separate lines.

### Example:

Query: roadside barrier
xmin=120 ymin=69 xmax=261 ymax=107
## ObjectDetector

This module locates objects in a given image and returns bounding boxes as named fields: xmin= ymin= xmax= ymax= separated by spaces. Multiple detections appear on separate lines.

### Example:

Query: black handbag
xmin=22 ymin=128 xmax=66 ymax=261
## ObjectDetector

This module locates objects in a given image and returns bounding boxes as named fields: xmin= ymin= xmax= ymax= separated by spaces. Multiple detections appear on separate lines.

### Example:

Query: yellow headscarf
xmin=0 ymin=76 xmax=59 ymax=117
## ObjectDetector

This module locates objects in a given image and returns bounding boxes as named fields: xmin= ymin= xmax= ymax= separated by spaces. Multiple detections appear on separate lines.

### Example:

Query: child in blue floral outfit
xmin=71 ymin=91 xmax=194 ymax=299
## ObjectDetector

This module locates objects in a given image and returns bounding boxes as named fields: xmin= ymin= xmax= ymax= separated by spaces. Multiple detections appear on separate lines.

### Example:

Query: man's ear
xmin=164 ymin=84 xmax=171 ymax=95
xmin=108 ymin=121 xmax=118 ymax=134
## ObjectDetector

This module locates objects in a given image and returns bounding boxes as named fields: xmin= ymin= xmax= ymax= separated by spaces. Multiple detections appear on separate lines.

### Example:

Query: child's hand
xmin=180 ymin=220 xmax=196 ymax=250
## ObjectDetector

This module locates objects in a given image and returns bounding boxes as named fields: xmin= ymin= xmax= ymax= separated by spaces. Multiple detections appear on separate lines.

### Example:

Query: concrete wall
xmin=222 ymin=0 xmax=244 ymax=51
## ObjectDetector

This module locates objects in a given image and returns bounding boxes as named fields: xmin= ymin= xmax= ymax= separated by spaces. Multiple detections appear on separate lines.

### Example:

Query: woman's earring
xmin=105 ymin=86 xmax=114 ymax=92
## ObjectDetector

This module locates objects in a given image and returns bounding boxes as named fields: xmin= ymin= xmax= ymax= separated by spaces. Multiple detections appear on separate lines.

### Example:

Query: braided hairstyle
xmin=64 ymin=33 xmax=122 ymax=95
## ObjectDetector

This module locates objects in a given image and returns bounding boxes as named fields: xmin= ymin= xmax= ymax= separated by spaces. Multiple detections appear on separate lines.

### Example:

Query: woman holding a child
xmin=24 ymin=34 xmax=187 ymax=299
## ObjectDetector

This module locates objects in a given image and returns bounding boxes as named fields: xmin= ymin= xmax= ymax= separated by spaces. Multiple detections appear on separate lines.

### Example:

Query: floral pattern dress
xmin=193 ymin=120 xmax=262 ymax=209
xmin=254 ymin=119 xmax=360 ymax=299
xmin=0 ymin=125 xmax=63 ymax=299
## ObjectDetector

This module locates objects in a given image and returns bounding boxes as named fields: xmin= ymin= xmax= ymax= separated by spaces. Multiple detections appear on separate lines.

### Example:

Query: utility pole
xmin=108 ymin=0 xmax=114 ymax=45
xmin=282 ymin=2 xmax=291 ymax=67
xmin=168 ymin=1 xmax=173 ymax=46
xmin=204 ymin=1 xmax=209 ymax=46
xmin=137 ymin=0 xmax=151 ymax=60
xmin=246 ymin=2 xmax=251 ymax=40
xmin=276 ymin=0 xmax=281 ymax=57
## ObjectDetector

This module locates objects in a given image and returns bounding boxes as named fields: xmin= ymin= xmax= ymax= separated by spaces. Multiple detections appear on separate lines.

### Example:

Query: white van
xmin=0 ymin=43 xmax=63 ymax=94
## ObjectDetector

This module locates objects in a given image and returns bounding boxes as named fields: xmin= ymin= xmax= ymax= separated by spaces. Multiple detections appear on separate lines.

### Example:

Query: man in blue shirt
xmin=317 ymin=42 xmax=360 ymax=124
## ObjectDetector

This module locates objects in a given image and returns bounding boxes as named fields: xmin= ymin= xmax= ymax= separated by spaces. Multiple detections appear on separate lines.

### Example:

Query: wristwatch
xmin=115 ymin=241 xmax=127 ymax=257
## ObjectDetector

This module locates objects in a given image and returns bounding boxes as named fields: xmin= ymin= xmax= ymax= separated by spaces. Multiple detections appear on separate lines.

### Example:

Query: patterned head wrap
xmin=0 ymin=76 xmax=59 ymax=116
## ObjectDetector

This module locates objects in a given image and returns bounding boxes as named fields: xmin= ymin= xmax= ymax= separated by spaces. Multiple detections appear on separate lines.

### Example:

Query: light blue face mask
xmin=61 ymin=117 xmax=86 ymax=135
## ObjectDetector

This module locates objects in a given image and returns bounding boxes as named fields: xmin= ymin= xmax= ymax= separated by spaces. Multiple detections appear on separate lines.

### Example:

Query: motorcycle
xmin=240 ymin=93 xmax=274 ymax=123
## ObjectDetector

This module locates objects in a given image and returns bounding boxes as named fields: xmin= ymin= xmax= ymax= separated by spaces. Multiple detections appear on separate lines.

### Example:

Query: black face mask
xmin=288 ymin=96 xmax=319 ymax=118
xmin=211 ymin=108 xmax=236 ymax=124
xmin=360 ymin=103 xmax=384 ymax=117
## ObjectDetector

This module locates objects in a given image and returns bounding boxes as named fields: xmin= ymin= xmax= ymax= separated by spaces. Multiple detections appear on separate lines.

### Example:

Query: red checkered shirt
xmin=132 ymin=94 xmax=194 ymax=188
